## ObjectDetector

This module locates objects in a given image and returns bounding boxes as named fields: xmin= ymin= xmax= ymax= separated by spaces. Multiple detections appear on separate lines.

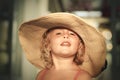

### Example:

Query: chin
xmin=59 ymin=53 xmax=75 ymax=58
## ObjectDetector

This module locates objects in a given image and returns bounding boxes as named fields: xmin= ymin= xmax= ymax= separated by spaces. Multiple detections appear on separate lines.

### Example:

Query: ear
xmin=78 ymin=44 xmax=83 ymax=56
xmin=79 ymin=42 xmax=84 ymax=50
xmin=79 ymin=43 xmax=82 ymax=49
xmin=76 ymin=43 xmax=85 ymax=63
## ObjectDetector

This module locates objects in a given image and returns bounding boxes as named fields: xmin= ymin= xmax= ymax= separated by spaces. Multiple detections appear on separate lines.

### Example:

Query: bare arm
xmin=36 ymin=70 xmax=46 ymax=80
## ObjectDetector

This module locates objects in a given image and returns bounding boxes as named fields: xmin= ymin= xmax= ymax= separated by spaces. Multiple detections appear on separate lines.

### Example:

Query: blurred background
xmin=0 ymin=0 xmax=120 ymax=80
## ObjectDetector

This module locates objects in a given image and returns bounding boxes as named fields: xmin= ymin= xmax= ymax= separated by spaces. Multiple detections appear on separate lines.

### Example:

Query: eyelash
xmin=70 ymin=32 xmax=75 ymax=35
xmin=56 ymin=32 xmax=61 ymax=35
xmin=55 ymin=32 xmax=76 ymax=36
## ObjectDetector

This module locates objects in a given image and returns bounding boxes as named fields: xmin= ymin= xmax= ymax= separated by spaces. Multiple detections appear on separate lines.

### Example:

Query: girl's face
xmin=47 ymin=28 xmax=82 ymax=58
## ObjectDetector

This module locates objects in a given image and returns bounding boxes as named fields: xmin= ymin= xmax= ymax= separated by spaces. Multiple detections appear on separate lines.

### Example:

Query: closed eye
xmin=69 ymin=32 xmax=76 ymax=36
xmin=56 ymin=32 xmax=62 ymax=35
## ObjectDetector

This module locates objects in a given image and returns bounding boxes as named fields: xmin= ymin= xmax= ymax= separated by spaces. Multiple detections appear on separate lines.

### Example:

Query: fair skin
xmin=36 ymin=28 xmax=91 ymax=80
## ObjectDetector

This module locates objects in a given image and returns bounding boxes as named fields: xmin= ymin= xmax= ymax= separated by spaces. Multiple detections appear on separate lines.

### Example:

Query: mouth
xmin=60 ymin=41 xmax=71 ymax=47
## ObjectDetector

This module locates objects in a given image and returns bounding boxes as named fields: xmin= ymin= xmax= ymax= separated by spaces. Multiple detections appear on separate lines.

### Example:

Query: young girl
xmin=18 ymin=12 xmax=106 ymax=80
xmin=36 ymin=27 xmax=91 ymax=80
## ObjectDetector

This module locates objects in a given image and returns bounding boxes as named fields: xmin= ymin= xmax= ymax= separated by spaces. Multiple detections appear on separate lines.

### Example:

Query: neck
xmin=51 ymin=54 xmax=78 ymax=70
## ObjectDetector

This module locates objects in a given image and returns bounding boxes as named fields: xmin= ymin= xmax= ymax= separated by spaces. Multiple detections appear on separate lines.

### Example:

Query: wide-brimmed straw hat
xmin=18 ymin=12 xmax=106 ymax=77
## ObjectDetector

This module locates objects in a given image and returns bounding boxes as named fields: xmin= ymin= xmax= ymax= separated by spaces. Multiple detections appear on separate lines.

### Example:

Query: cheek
xmin=73 ymin=40 xmax=82 ymax=52
xmin=73 ymin=39 xmax=80 ymax=47
xmin=49 ymin=38 xmax=59 ymax=49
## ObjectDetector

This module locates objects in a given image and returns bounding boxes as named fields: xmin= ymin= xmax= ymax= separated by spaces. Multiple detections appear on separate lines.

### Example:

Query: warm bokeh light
xmin=106 ymin=41 xmax=113 ymax=51
xmin=102 ymin=29 xmax=112 ymax=40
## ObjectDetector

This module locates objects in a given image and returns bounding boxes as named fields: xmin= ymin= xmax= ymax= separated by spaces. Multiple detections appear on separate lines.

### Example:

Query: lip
xmin=60 ymin=41 xmax=71 ymax=47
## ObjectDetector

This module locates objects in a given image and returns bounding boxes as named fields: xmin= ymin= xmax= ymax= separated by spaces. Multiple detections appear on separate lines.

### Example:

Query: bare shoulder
xmin=35 ymin=69 xmax=46 ymax=80
xmin=77 ymin=70 xmax=92 ymax=80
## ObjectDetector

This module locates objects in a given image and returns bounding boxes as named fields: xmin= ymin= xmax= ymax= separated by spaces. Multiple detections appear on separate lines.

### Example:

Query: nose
xmin=64 ymin=36 xmax=68 ymax=38
xmin=63 ymin=33 xmax=69 ymax=39
xmin=63 ymin=29 xmax=70 ymax=39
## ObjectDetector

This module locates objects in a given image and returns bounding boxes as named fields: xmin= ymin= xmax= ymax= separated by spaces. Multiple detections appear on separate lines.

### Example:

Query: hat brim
xmin=18 ymin=12 xmax=106 ymax=77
